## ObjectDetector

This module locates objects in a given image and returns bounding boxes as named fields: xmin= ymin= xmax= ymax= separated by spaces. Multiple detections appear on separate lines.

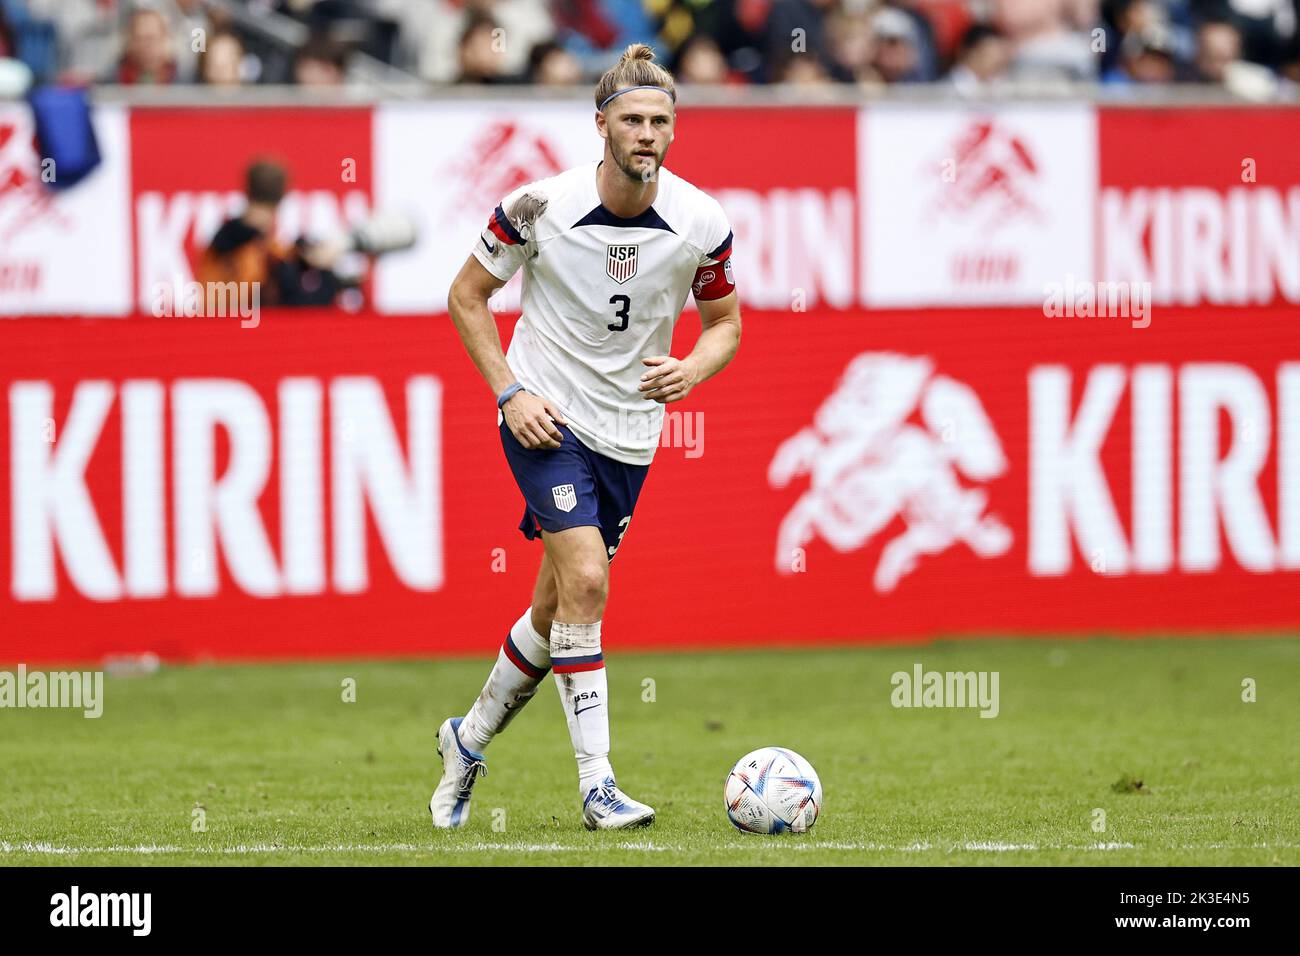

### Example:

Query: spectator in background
xmin=113 ymin=6 xmax=178 ymax=84
xmin=871 ymin=7 xmax=925 ymax=83
xmin=763 ymin=0 xmax=847 ymax=82
xmin=527 ymin=39 xmax=583 ymax=84
xmin=1102 ymin=1 xmax=1195 ymax=72
xmin=1194 ymin=15 xmax=1243 ymax=81
xmin=293 ymin=33 xmax=348 ymax=85
xmin=457 ymin=12 xmax=510 ymax=82
xmin=1193 ymin=15 xmax=1279 ymax=97
xmin=883 ymin=1 xmax=942 ymax=80
xmin=1063 ymin=0 xmax=1107 ymax=33
xmin=552 ymin=0 xmax=664 ymax=77
xmin=27 ymin=0 xmax=122 ymax=83
xmin=397 ymin=0 xmax=554 ymax=84
xmin=1103 ymin=21 xmax=1180 ymax=81
xmin=277 ymin=0 xmax=401 ymax=65
xmin=770 ymin=47 xmax=834 ymax=84
xmin=1101 ymin=0 xmax=1162 ymax=72
xmin=996 ymin=0 xmax=1099 ymax=81
xmin=695 ymin=0 xmax=770 ymax=83
xmin=949 ymin=22 xmax=1012 ymax=94
xmin=908 ymin=0 xmax=976 ymax=65
xmin=652 ymin=0 xmax=704 ymax=52
xmin=199 ymin=27 xmax=246 ymax=87
xmin=673 ymin=32 xmax=732 ymax=83
xmin=1213 ymin=0 xmax=1297 ymax=69
xmin=826 ymin=8 xmax=877 ymax=84
xmin=168 ymin=0 xmax=210 ymax=83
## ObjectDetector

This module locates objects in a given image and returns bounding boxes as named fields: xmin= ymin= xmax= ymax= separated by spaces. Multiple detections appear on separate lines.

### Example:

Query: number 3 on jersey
xmin=608 ymin=294 xmax=630 ymax=332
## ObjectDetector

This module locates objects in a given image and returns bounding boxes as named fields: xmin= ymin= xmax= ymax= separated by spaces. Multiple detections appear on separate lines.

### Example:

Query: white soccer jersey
xmin=472 ymin=160 xmax=735 ymax=465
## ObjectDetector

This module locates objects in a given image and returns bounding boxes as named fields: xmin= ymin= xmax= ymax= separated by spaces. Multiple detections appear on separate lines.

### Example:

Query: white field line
xmin=2 ymin=839 xmax=1295 ymax=856
xmin=955 ymin=841 xmax=1136 ymax=852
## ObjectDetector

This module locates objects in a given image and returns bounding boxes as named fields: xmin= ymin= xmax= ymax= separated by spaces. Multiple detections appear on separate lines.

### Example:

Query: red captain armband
xmin=485 ymin=204 xmax=524 ymax=249
xmin=692 ymin=234 xmax=735 ymax=301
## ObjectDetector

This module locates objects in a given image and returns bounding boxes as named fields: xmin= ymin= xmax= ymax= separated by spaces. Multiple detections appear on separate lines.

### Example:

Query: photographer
xmin=196 ymin=158 xmax=349 ymax=307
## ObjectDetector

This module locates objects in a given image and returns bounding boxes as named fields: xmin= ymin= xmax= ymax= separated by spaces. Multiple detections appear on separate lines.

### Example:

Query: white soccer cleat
xmin=430 ymin=717 xmax=487 ymax=829
xmin=581 ymin=776 xmax=655 ymax=831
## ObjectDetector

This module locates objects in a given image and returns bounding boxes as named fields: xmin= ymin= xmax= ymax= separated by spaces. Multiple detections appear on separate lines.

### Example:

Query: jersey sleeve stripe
xmin=490 ymin=204 xmax=525 ymax=246
xmin=706 ymin=231 xmax=733 ymax=261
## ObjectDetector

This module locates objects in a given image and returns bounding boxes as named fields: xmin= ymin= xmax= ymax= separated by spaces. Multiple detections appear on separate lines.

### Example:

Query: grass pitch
xmin=1 ymin=638 xmax=1297 ymax=866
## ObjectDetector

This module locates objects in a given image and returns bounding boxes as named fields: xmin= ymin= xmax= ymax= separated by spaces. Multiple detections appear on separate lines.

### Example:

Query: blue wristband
xmin=497 ymin=382 xmax=526 ymax=408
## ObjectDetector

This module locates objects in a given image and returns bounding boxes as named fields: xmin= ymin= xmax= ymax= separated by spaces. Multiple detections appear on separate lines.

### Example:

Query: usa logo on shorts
xmin=552 ymin=483 xmax=577 ymax=512
xmin=606 ymin=244 xmax=638 ymax=284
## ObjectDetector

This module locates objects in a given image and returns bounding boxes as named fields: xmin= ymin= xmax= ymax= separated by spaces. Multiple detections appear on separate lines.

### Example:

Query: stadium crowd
xmin=0 ymin=0 xmax=1297 ymax=96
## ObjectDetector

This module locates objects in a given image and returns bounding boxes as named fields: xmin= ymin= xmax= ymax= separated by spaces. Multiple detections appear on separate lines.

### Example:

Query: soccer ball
xmin=725 ymin=747 xmax=822 ymax=834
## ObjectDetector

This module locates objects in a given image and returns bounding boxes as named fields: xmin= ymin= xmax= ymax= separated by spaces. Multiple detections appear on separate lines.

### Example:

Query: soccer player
xmin=432 ymin=44 xmax=742 ymax=830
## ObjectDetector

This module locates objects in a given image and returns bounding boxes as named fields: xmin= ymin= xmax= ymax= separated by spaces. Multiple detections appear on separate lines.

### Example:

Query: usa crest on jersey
xmin=606 ymin=244 xmax=638 ymax=284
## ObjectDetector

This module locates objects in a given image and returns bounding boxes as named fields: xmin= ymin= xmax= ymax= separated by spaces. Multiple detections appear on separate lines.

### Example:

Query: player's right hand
xmin=503 ymin=390 xmax=567 ymax=449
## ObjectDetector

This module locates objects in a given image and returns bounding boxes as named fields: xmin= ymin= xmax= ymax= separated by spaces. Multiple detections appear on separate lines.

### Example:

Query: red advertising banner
xmin=2 ymin=304 xmax=1296 ymax=664
xmin=129 ymin=107 xmax=374 ymax=314
xmin=0 ymin=104 xmax=132 ymax=316
xmin=367 ymin=103 xmax=858 ymax=314
xmin=1 ymin=101 xmax=1294 ymax=316
xmin=666 ymin=106 xmax=859 ymax=311
xmin=1098 ymin=107 xmax=1300 ymax=310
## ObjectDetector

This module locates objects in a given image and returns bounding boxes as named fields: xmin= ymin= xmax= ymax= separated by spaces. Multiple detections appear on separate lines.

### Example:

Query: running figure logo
xmin=768 ymin=353 xmax=1012 ymax=592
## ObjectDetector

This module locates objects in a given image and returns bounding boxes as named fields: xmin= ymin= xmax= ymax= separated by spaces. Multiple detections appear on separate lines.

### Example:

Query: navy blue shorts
xmin=499 ymin=420 xmax=649 ymax=560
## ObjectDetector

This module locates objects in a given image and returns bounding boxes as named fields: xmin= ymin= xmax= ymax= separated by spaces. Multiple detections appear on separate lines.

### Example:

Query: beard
xmin=610 ymin=137 xmax=664 ymax=183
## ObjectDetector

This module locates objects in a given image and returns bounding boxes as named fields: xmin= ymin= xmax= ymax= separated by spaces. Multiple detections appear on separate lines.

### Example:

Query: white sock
xmin=550 ymin=620 xmax=612 ymax=796
xmin=458 ymin=608 xmax=551 ymax=753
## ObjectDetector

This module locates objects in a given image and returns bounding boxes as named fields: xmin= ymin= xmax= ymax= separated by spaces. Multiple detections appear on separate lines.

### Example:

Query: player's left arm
xmin=639 ymin=290 xmax=741 ymax=404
